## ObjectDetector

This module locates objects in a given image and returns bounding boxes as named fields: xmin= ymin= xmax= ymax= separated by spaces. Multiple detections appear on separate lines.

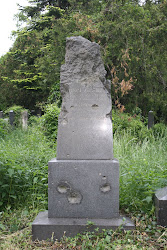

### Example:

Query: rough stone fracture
xmin=32 ymin=36 xmax=134 ymax=241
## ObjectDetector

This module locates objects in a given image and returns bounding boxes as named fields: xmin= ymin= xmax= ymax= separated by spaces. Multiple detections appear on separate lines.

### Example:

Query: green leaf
xmin=145 ymin=196 xmax=152 ymax=203
xmin=8 ymin=168 xmax=14 ymax=177
xmin=33 ymin=177 xmax=38 ymax=184
xmin=0 ymin=223 xmax=6 ymax=230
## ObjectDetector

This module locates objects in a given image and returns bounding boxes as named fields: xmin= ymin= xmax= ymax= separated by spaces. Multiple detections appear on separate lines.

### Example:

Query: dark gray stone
xmin=48 ymin=159 xmax=119 ymax=219
xmin=36 ymin=109 xmax=42 ymax=117
xmin=155 ymin=186 xmax=167 ymax=226
xmin=56 ymin=36 xmax=113 ymax=160
xmin=9 ymin=110 xmax=14 ymax=126
xmin=31 ymin=110 xmax=36 ymax=116
xmin=0 ymin=111 xmax=3 ymax=118
xmin=32 ymin=36 xmax=135 ymax=241
xmin=148 ymin=111 xmax=154 ymax=129
xmin=32 ymin=211 xmax=134 ymax=241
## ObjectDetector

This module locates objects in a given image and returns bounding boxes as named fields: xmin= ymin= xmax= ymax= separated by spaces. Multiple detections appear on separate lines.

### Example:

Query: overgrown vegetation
xmin=0 ymin=0 xmax=167 ymax=122
xmin=115 ymin=131 xmax=167 ymax=214
xmin=0 ymin=208 xmax=166 ymax=249
xmin=0 ymin=0 xmax=167 ymax=247
xmin=0 ymin=125 xmax=55 ymax=211
xmin=0 ymin=108 xmax=166 ymax=213
xmin=0 ymin=109 xmax=166 ymax=248
xmin=41 ymin=103 xmax=60 ymax=141
xmin=4 ymin=105 xmax=28 ymax=127
xmin=0 ymin=119 xmax=9 ymax=138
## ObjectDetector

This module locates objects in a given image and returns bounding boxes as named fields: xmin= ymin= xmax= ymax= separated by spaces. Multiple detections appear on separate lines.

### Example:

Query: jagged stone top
xmin=63 ymin=36 xmax=104 ymax=74
xmin=57 ymin=36 xmax=113 ymax=160
xmin=60 ymin=36 xmax=111 ymax=98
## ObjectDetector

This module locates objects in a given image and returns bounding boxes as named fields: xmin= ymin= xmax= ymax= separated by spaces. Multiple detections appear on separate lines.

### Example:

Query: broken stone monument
xmin=32 ymin=36 xmax=134 ymax=241
xmin=155 ymin=186 xmax=167 ymax=227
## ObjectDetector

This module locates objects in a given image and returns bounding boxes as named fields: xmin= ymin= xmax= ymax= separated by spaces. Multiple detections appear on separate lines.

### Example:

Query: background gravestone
xmin=9 ymin=110 xmax=14 ymax=126
xmin=31 ymin=110 xmax=36 ymax=116
xmin=22 ymin=110 xmax=28 ymax=129
xmin=0 ymin=111 xmax=3 ymax=119
xmin=148 ymin=111 xmax=154 ymax=129
xmin=155 ymin=187 xmax=167 ymax=226
xmin=32 ymin=36 xmax=134 ymax=241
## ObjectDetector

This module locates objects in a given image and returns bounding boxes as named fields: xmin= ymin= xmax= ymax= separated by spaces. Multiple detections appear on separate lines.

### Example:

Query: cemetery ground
xmin=0 ymin=114 xmax=167 ymax=249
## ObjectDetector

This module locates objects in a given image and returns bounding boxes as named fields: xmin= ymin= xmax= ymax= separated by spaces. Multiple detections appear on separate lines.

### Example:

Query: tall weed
xmin=0 ymin=119 xmax=9 ymax=138
xmin=41 ymin=103 xmax=60 ymax=141
xmin=0 ymin=126 xmax=55 ymax=211
xmin=0 ymin=112 xmax=166 ymax=215
xmin=114 ymin=130 xmax=167 ymax=214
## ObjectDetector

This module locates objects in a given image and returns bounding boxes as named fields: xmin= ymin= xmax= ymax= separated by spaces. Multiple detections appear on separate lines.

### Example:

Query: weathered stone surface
xmin=32 ymin=36 xmax=135 ymax=241
xmin=22 ymin=111 xmax=28 ymax=129
xmin=148 ymin=111 xmax=154 ymax=129
xmin=9 ymin=110 xmax=14 ymax=126
xmin=155 ymin=186 xmax=167 ymax=226
xmin=32 ymin=211 xmax=135 ymax=241
xmin=0 ymin=111 xmax=3 ymax=119
xmin=48 ymin=159 xmax=119 ymax=219
xmin=57 ymin=36 xmax=113 ymax=160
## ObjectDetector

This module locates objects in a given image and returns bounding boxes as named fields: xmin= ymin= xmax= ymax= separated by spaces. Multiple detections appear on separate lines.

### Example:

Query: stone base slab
xmin=32 ymin=211 xmax=135 ymax=241
xmin=48 ymin=159 xmax=119 ymax=218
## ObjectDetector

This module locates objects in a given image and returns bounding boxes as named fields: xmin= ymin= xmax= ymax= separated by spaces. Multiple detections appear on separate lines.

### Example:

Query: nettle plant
xmin=0 ymin=125 xmax=55 ymax=210
xmin=0 ymin=119 xmax=9 ymax=138
xmin=41 ymin=103 xmax=60 ymax=141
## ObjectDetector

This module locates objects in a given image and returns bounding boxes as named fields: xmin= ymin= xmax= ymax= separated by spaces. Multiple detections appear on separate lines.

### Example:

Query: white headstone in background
xmin=22 ymin=111 xmax=28 ymax=129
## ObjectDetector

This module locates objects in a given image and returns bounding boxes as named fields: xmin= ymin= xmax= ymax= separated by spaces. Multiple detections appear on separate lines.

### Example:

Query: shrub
xmin=0 ymin=125 xmax=55 ymax=210
xmin=152 ymin=123 xmax=167 ymax=138
xmin=112 ymin=110 xmax=146 ymax=139
xmin=114 ymin=131 xmax=167 ymax=214
xmin=1 ymin=106 xmax=166 ymax=215
xmin=0 ymin=119 xmax=9 ymax=138
xmin=41 ymin=104 xmax=60 ymax=141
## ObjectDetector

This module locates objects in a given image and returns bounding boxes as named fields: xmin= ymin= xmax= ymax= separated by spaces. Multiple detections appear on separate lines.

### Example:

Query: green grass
xmin=0 ymin=125 xmax=56 ymax=210
xmin=0 ymin=208 xmax=166 ymax=249
xmin=114 ymin=131 xmax=167 ymax=214
xmin=0 ymin=121 xmax=167 ymax=249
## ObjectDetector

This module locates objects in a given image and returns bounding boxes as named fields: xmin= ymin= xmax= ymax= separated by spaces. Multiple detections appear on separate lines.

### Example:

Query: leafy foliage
xmin=0 ymin=207 xmax=166 ymax=249
xmin=0 ymin=126 xmax=55 ymax=210
xmin=5 ymin=105 xmax=28 ymax=127
xmin=41 ymin=103 xmax=60 ymax=140
xmin=0 ymin=112 xmax=166 ymax=214
xmin=0 ymin=119 xmax=9 ymax=138
xmin=114 ymin=128 xmax=167 ymax=214
xmin=0 ymin=0 xmax=167 ymax=122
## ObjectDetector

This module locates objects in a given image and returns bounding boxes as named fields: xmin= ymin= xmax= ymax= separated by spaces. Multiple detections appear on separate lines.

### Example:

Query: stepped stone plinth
xmin=32 ymin=36 xmax=134 ymax=241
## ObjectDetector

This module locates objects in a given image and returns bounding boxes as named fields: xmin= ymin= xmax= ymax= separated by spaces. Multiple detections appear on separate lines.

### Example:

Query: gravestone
xmin=148 ymin=111 xmax=154 ymax=129
xmin=36 ymin=109 xmax=42 ymax=117
xmin=22 ymin=111 xmax=28 ymax=129
xmin=32 ymin=36 xmax=134 ymax=241
xmin=9 ymin=110 xmax=14 ymax=126
xmin=31 ymin=110 xmax=36 ymax=116
xmin=0 ymin=111 xmax=3 ymax=119
xmin=155 ymin=187 xmax=167 ymax=226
